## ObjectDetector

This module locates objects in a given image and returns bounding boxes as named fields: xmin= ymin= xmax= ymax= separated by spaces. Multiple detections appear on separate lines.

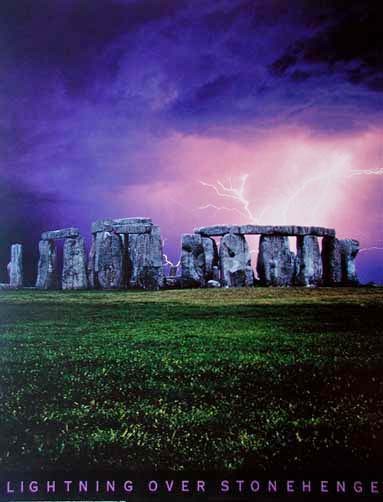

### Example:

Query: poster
xmin=1 ymin=0 xmax=382 ymax=500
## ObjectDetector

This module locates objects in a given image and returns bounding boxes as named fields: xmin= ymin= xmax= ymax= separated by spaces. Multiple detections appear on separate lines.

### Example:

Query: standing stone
xmin=322 ymin=236 xmax=342 ymax=285
xmin=127 ymin=225 xmax=164 ymax=290
xmin=9 ymin=244 xmax=23 ymax=288
xmin=36 ymin=240 xmax=59 ymax=289
xmin=220 ymin=233 xmax=254 ymax=287
xmin=87 ymin=234 xmax=97 ymax=288
xmin=202 ymin=237 xmax=219 ymax=281
xmin=62 ymin=237 xmax=88 ymax=290
xmin=212 ymin=265 xmax=220 ymax=282
xmin=295 ymin=235 xmax=323 ymax=286
xmin=180 ymin=234 xmax=206 ymax=287
xmin=256 ymin=235 xmax=295 ymax=286
xmin=96 ymin=231 xmax=124 ymax=289
xmin=340 ymin=239 xmax=359 ymax=285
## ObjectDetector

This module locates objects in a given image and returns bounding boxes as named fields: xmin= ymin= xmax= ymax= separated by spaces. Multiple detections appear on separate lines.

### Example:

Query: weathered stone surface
xmin=92 ymin=218 xmax=152 ymax=234
xmin=87 ymin=234 xmax=97 ymax=288
xmin=112 ymin=223 xmax=152 ymax=234
xmin=295 ymin=235 xmax=323 ymax=286
xmin=9 ymin=244 xmax=23 ymax=288
xmin=194 ymin=225 xmax=240 ymax=237
xmin=195 ymin=224 xmax=335 ymax=237
xmin=207 ymin=280 xmax=221 ymax=288
xmin=256 ymin=235 xmax=295 ymax=286
xmin=35 ymin=240 xmax=59 ymax=289
xmin=212 ymin=265 xmax=220 ymax=282
xmin=202 ymin=237 xmax=219 ymax=281
xmin=340 ymin=239 xmax=359 ymax=285
xmin=180 ymin=234 xmax=205 ymax=286
xmin=62 ymin=237 xmax=88 ymax=290
xmin=41 ymin=228 xmax=80 ymax=240
xmin=322 ymin=237 xmax=342 ymax=285
xmin=220 ymin=233 xmax=254 ymax=287
xmin=127 ymin=225 xmax=164 ymax=290
xmin=96 ymin=231 xmax=125 ymax=289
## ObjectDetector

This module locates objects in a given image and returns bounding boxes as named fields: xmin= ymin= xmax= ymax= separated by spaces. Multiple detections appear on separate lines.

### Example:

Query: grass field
xmin=0 ymin=287 xmax=382 ymax=474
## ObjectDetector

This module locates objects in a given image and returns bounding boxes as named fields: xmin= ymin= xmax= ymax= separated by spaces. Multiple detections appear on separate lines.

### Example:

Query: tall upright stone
xmin=257 ymin=235 xmax=295 ymax=286
xmin=295 ymin=235 xmax=323 ymax=286
xmin=180 ymin=234 xmax=206 ymax=287
xmin=62 ymin=237 xmax=88 ymax=290
xmin=96 ymin=231 xmax=125 ymax=289
xmin=340 ymin=239 xmax=359 ymax=285
xmin=87 ymin=234 xmax=97 ymax=288
xmin=220 ymin=233 xmax=254 ymax=287
xmin=36 ymin=240 xmax=59 ymax=289
xmin=9 ymin=244 xmax=23 ymax=288
xmin=322 ymin=236 xmax=342 ymax=285
xmin=127 ymin=225 xmax=164 ymax=290
xmin=202 ymin=237 xmax=219 ymax=281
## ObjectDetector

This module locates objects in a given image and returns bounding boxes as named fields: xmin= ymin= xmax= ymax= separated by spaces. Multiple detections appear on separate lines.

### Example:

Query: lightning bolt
xmin=162 ymin=238 xmax=180 ymax=269
xmin=199 ymin=167 xmax=383 ymax=224
xmin=199 ymin=168 xmax=383 ymax=262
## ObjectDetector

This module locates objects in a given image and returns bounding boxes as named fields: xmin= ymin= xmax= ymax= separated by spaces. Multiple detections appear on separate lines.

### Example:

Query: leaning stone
xmin=256 ymin=235 xmax=295 ymax=286
xmin=202 ymin=237 xmax=219 ymax=281
xmin=194 ymin=225 xmax=241 ymax=237
xmin=180 ymin=234 xmax=205 ymax=286
xmin=62 ymin=237 xmax=88 ymax=290
xmin=295 ymin=235 xmax=322 ymax=286
xmin=220 ymin=233 xmax=254 ymax=287
xmin=339 ymin=239 xmax=359 ymax=285
xmin=8 ymin=244 xmax=23 ymax=288
xmin=35 ymin=240 xmax=59 ymax=289
xmin=207 ymin=280 xmax=221 ymax=288
xmin=322 ymin=236 xmax=342 ymax=285
xmin=96 ymin=232 xmax=125 ymax=289
xmin=41 ymin=228 xmax=80 ymax=240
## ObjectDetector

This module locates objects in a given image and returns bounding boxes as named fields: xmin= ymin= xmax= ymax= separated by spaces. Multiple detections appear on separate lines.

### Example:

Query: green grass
xmin=0 ymin=287 xmax=382 ymax=473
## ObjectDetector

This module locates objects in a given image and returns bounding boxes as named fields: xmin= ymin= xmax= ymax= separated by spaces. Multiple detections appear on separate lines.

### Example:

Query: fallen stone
xmin=322 ymin=236 xmax=342 ymax=285
xmin=207 ymin=280 xmax=221 ymax=288
xmin=0 ymin=283 xmax=10 ymax=290
xmin=340 ymin=239 xmax=359 ymax=285
xmin=180 ymin=234 xmax=205 ymax=286
xmin=62 ymin=237 xmax=88 ymax=290
xmin=295 ymin=235 xmax=323 ymax=286
xmin=220 ymin=233 xmax=254 ymax=287
xmin=8 ymin=244 xmax=23 ymax=288
xmin=256 ymin=235 xmax=295 ymax=286
xmin=41 ymin=228 xmax=80 ymax=240
xmin=35 ymin=240 xmax=59 ymax=289
xmin=202 ymin=237 xmax=219 ymax=281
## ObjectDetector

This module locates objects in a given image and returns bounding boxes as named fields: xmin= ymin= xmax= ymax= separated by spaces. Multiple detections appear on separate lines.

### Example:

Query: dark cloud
xmin=269 ymin=0 xmax=383 ymax=90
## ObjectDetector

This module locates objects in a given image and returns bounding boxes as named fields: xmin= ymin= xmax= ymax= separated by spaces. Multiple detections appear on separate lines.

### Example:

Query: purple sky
xmin=1 ymin=0 xmax=382 ymax=284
